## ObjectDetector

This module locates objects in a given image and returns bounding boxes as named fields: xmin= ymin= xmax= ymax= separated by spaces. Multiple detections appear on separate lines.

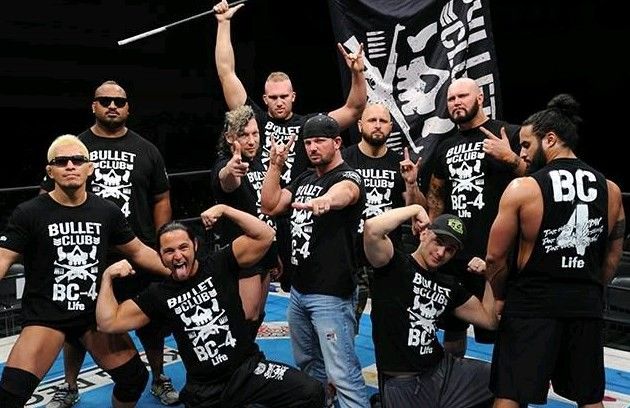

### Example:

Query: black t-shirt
xmin=342 ymin=145 xmax=407 ymax=263
xmin=433 ymin=119 xmax=520 ymax=260
xmin=42 ymin=129 xmax=170 ymax=247
xmin=210 ymin=155 xmax=278 ymax=270
xmin=0 ymin=194 xmax=135 ymax=327
xmin=504 ymin=158 xmax=609 ymax=318
xmin=134 ymin=248 xmax=259 ymax=385
xmin=286 ymin=162 xmax=365 ymax=297
xmin=371 ymin=250 xmax=470 ymax=371
xmin=248 ymin=98 xmax=315 ymax=187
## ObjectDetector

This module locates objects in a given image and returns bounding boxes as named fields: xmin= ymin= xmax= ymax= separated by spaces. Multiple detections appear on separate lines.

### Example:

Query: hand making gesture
xmin=269 ymin=134 xmax=296 ymax=170
xmin=480 ymin=126 xmax=513 ymax=163
xmin=399 ymin=147 xmax=421 ymax=185
xmin=225 ymin=140 xmax=249 ymax=178
xmin=338 ymin=42 xmax=365 ymax=74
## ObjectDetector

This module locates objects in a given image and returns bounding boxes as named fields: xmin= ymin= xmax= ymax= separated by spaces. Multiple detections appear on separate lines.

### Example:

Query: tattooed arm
xmin=427 ymin=175 xmax=446 ymax=221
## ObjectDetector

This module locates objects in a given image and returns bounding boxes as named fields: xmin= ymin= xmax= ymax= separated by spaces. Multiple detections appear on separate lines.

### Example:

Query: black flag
xmin=328 ymin=0 xmax=503 ymax=185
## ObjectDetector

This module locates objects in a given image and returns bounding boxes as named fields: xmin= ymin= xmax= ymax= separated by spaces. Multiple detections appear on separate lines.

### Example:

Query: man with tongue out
xmin=96 ymin=204 xmax=324 ymax=408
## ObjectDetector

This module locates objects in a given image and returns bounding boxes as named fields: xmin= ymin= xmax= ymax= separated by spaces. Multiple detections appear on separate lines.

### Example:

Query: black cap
xmin=303 ymin=114 xmax=340 ymax=139
xmin=429 ymin=214 xmax=466 ymax=249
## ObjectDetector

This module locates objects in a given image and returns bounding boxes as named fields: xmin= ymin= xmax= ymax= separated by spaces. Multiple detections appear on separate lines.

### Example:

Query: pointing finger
xmin=232 ymin=140 xmax=242 ymax=158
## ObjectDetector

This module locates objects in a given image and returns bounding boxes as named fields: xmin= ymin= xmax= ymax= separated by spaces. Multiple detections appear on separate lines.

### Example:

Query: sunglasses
xmin=49 ymin=155 xmax=90 ymax=167
xmin=94 ymin=96 xmax=128 ymax=108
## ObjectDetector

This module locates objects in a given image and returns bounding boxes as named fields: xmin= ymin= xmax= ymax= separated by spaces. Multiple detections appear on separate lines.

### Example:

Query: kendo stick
xmin=118 ymin=0 xmax=248 ymax=46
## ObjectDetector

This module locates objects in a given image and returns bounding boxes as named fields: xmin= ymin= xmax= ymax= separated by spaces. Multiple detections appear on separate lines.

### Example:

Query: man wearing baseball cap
xmin=261 ymin=114 xmax=368 ymax=407
xmin=363 ymin=204 xmax=498 ymax=408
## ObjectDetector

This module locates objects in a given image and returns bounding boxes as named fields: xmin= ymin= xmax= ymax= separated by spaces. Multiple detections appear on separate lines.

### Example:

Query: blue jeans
xmin=288 ymin=288 xmax=368 ymax=408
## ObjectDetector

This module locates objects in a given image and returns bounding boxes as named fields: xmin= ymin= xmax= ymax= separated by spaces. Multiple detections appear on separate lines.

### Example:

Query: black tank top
xmin=504 ymin=158 xmax=609 ymax=318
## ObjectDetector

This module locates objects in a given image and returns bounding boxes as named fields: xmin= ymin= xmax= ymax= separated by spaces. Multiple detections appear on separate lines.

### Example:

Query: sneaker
xmin=151 ymin=374 xmax=180 ymax=406
xmin=46 ymin=383 xmax=79 ymax=408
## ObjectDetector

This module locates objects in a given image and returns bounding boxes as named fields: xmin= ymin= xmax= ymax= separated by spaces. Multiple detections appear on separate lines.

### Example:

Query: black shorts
xmin=22 ymin=321 xmax=93 ymax=348
xmin=437 ymin=258 xmax=496 ymax=343
xmin=490 ymin=316 xmax=605 ymax=405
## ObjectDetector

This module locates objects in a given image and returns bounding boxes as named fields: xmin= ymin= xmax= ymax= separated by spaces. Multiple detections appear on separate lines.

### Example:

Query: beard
xmin=96 ymin=115 xmax=126 ymax=131
xmin=526 ymin=147 xmax=547 ymax=174
xmin=449 ymin=102 xmax=480 ymax=125
xmin=362 ymin=133 xmax=387 ymax=147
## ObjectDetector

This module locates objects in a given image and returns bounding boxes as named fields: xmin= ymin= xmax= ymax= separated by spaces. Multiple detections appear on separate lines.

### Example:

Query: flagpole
xmin=118 ymin=0 xmax=248 ymax=46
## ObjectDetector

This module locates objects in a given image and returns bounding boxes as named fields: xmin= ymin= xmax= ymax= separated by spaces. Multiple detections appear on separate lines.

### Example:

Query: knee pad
xmin=0 ymin=366 xmax=40 ymax=407
xmin=107 ymin=354 xmax=149 ymax=402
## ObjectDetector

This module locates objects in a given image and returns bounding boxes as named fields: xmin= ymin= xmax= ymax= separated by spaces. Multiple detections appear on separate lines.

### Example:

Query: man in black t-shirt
xmin=261 ymin=114 xmax=368 ymax=407
xmin=0 ymin=135 xmax=170 ymax=408
xmin=211 ymin=105 xmax=282 ymax=340
xmin=96 ymin=206 xmax=324 ymax=408
xmin=213 ymin=0 xmax=367 ymax=187
xmin=363 ymin=205 xmax=498 ymax=408
xmin=427 ymin=78 xmax=524 ymax=356
xmin=486 ymin=94 xmax=626 ymax=407
xmin=41 ymin=80 xmax=176 ymax=406
xmin=343 ymin=102 xmax=425 ymax=333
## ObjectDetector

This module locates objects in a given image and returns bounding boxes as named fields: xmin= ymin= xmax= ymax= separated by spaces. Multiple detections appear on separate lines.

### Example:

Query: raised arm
xmin=364 ymin=205 xmax=429 ymax=268
xmin=426 ymin=175 xmax=446 ymax=220
xmin=201 ymin=204 xmax=275 ymax=268
xmin=96 ymin=260 xmax=151 ymax=333
xmin=328 ymin=43 xmax=367 ymax=130
xmin=602 ymin=179 xmax=626 ymax=284
xmin=214 ymin=0 xmax=247 ymax=109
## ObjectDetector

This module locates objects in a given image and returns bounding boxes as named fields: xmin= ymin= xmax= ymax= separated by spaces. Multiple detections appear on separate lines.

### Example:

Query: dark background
xmin=1 ymin=0 xmax=628 ymax=220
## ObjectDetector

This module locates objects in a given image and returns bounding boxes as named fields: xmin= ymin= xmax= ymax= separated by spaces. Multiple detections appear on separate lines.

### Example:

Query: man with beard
xmin=485 ymin=94 xmax=625 ymax=407
xmin=342 ymin=102 xmax=425 ymax=333
xmin=42 ymin=81 xmax=176 ymax=407
xmin=426 ymin=78 xmax=524 ymax=357
xmin=96 ymin=207 xmax=325 ymax=407
xmin=210 ymin=105 xmax=282 ymax=340
xmin=261 ymin=114 xmax=369 ymax=407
